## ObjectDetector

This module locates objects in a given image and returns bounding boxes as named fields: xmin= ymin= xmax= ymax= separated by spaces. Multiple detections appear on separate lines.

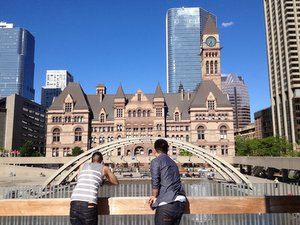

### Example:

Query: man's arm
xmin=102 ymin=165 xmax=119 ymax=185
xmin=147 ymin=160 xmax=160 ymax=205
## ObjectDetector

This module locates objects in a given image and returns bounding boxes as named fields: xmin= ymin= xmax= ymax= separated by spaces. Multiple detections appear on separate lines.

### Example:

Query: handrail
xmin=0 ymin=196 xmax=299 ymax=216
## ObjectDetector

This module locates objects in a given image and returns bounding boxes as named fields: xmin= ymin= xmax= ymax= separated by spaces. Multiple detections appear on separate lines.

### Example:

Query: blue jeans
xmin=70 ymin=201 xmax=98 ymax=225
xmin=155 ymin=201 xmax=186 ymax=225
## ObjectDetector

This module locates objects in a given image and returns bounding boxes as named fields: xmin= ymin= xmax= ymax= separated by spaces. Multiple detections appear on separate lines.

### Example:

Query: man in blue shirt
xmin=147 ymin=139 xmax=186 ymax=225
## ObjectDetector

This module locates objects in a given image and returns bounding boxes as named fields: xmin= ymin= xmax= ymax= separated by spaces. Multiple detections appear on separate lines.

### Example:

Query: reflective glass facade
xmin=221 ymin=74 xmax=251 ymax=129
xmin=0 ymin=27 xmax=35 ymax=100
xmin=167 ymin=8 xmax=216 ymax=93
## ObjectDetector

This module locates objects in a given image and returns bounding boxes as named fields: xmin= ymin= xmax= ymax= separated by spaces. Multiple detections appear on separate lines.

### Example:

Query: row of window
xmin=52 ymin=127 xmax=82 ymax=142
xmin=205 ymin=60 xmax=218 ymax=74
xmin=195 ymin=113 xmax=228 ymax=120
xmin=52 ymin=116 xmax=84 ymax=123
xmin=197 ymin=126 xmax=227 ymax=140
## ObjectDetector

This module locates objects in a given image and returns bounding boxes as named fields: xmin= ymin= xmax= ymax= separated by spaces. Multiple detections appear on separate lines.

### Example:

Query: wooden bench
xmin=0 ymin=196 xmax=299 ymax=216
xmin=122 ymin=173 xmax=133 ymax=178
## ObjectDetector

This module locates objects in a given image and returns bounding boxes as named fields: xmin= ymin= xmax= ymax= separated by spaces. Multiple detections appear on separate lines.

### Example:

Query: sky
xmin=1 ymin=0 xmax=269 ymax=121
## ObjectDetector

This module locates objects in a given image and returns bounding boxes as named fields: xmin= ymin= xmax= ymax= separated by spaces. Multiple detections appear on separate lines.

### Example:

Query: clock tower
xmin=200 ymin=15 xmax=222 ymax=89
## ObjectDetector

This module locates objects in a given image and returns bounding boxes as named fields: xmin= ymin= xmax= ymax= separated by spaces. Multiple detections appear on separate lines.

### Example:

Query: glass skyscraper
xmin=221 ymin=73 xmax=251 ymax=130
xmin=166 ymin=8 xmax=216 ymax=93
xmin=0 ymin=22 xmax=35 ymax=100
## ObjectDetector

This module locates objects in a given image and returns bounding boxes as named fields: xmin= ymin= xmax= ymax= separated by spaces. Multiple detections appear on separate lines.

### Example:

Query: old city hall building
xmin=45 ymin=15 xmax=235 ymax=157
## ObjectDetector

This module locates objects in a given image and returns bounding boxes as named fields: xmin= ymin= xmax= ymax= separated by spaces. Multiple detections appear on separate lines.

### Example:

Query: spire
xmin=115 ymin=84 xmax=125 ymax=99
xmin=202 ymin=15 xmax=218 ymax=35
xmin=154 ymin=83 xmax=164 ymax=99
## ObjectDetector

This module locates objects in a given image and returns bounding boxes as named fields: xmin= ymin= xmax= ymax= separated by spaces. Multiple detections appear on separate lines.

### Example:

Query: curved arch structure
xmin=43 ymin=137 xmax=252 ymax=188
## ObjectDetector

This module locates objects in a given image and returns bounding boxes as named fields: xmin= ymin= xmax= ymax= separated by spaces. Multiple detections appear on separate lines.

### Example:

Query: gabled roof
xmin=153 ymin=83 xmax=164 ymax=99
xmin=115 ymin=84 xmax=126 ymax=99
xmin=202 ymin=14 xmax=218 ymax=35
xmin=49 ymin=83 xmax=90 ymax=110
xmin=190 ymin=80 xmax=231 ymax=108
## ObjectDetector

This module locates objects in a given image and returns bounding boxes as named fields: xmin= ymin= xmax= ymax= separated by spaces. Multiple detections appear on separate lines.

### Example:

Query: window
xmin=210 ymin=61 xmax=214 ymax=74
xmin=157 ymin=124 xmax=162 ymax=131
xmin=128 ymin=110 xmax=132 ymax=117
xmin=206 ymin=61 xmax=209 ymax=74
xmin=147 ymin=110 xmax=151 ymax=117
xmin=74 ymin=128 xmax=82 ymax=142
xmin=186 ymin=135 xmax=189 ymax=142
xmin=52 ymin=148 xmax=59 ymax=157
xmin=207 ymin=100 xmax=215 ymax=110
xmin=174 ymin=112 xmax=179 ymax=121
xmin=221 ymin=145 xmax=228 ymax=155
xmin=156 ymin=108 xmax=162 ymax=117
xmin=172 ymin=146 xmax=177 ymax=155
xmin=117 ymin=125 xmax=123 ymax=131
xmin=65 ymin=103 xmax=72 ymax=112
xmin=133 ymin=110 xmax=136 ymax=117
xmin=63 ymin=148 xmax=71 ymax=157
xmin=210 ymin=145 xmax=217 ymax=155
xmin=138 ymin=93 xmax=141 ymax=101
xmin=220 ymin=126 xmax=227 ymax=139
xmin=137 ymin=109 xmax=141 ymax=117
xmin=100 ymin=113 xmax=105 ymax=123
xmin=197 ymin=126 xmax=205 ymax=140
xmin=214 ymin=60 xmax=218 ymax=74
xmin=52 ymin=128 xmax=60 ymax=142
xmin=117 ymin=148 xmax=121 ymax=156
xmin=116 ymin=109 xmax=123 ymax=117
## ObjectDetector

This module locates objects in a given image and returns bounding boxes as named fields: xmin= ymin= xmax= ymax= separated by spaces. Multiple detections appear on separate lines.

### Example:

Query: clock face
xmin=206 ymin=36 xmax=216 ymax=47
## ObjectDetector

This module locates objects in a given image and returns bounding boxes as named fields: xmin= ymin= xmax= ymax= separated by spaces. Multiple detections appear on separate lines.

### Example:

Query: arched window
xmin=186 ymin=135 xmax=189 ymax=142
xmin=100 ymin=113 xmax=105 ymax=123
xmin=128 ymin=110 xmax=131 ymax=117
xmin=137 ymin=109 xmax=141 ymax=117
xmin=147 ymin=110 xmax=151 ymax=117
xmin=143 ymin=110 xmax=146 ymax=117
xmin=74 ymin=128 xmax=82 ymax=142
xmin=133 ymin=110 xmax=136 ymax=117
xmin=197 ymin=126 xmax=205 ymax=140
xmin=210 ymin=61 xmax=214 ymax=74
xmin=53 ymin=128 xmax=60 ymax=142
xmin=206 ymin=61 xmax=209 ymax=74
xmin=220 ymin=126 xmax=227 ymax=139
xmin=148 ymin=149 xmax=153 ymax=156
xmin=126 ymin=149 xmax=131 ymax=156
xmin=174 ymin=112 xmax=179 ymax=121
xmin=214 ymin=60 xmax=218 ymax=74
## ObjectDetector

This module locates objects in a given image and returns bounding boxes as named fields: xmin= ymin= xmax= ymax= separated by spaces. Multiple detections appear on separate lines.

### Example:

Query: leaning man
xmin=148 ymin=139 xmax=187 ymax=225
xmin=70 ymin=152 xmax=119 ymax=225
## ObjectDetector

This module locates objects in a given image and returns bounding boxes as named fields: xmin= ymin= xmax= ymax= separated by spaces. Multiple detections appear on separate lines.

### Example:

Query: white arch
xmin=43 ymin=137 xmax=251 ymax=187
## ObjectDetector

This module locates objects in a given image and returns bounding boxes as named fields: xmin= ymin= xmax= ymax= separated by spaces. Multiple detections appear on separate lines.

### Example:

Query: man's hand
xmin=147 ymin=196 xmax=157 ymax=206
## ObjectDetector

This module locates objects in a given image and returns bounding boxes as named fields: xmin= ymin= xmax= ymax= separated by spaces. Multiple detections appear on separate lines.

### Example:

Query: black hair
xmin=154 ymin=139 xmax=169 ymax=154
xmin=92 ymin=152 xmax=103 ymax=163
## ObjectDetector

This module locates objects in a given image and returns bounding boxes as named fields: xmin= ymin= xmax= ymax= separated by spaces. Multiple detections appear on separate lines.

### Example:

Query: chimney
xmin=96 ymin=84 xmax=106 ymax=102
xmin=181 ymin=89 xmax=185 ymax=101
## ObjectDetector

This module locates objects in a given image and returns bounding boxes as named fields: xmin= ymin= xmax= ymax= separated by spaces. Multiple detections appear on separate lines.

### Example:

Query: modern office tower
xmin=166 ymin=7 xmax=216 ymax=93
xmin=0 ymin=22 xmax=35 ymax=100
xmin=254 ymin=107 xmax=273 ymax=138
xmin=263 ymin=1 xmax=300 ymax=150
xmin=0 ymin=94 xmax=46 ymax=153
xmin=41 ymin=70 xmax=73 ymax=108
xmin=221 ymin=74 xmax=251 ymax=130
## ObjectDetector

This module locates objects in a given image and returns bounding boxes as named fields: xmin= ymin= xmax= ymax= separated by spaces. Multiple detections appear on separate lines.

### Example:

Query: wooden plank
xmin=0 ymin=196 xmax=299 ymax=216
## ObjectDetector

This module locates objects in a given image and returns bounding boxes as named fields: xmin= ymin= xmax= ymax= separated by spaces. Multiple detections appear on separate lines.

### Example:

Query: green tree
xmin=72 ymin=146 xmax=84 ymax=156
xmin=19 ymin=141 xmax=42 ymax=157
xmin=235 ymin=136 xmax=293 ymax=156
xmin=179 ymin=149 xmax=193 ymax=156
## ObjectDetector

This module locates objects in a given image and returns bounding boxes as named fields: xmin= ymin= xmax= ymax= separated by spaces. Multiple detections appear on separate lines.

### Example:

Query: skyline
xmin=1 ymin=0 xmax=269 ymax=121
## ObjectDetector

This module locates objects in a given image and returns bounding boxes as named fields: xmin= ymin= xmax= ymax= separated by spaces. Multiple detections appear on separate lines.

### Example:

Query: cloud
xmin=222 ymin=21 xmax=234 ymax=28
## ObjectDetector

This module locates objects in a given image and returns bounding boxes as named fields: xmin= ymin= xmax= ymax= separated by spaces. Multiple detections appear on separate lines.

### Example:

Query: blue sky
xmin=1 ymin=0 xmax=269 ymax=121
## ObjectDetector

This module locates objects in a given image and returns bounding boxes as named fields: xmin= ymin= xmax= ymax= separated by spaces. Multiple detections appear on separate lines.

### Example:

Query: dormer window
xmin=207 ymin=100 xmax=215 ymax=110
xmin=138 ymin=93 xmax=141 ymax=101
xmin=65 ymin=102 xmax=72 ymax=112
xmin=174 ymin=112 xmax=180 ymax=121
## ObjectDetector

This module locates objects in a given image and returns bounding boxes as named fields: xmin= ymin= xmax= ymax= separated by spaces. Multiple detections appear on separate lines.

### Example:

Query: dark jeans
xmin=70 ymin=201 xmax=98 ymax=225
xmin=155 ymin=201 xmax=186 ymax=225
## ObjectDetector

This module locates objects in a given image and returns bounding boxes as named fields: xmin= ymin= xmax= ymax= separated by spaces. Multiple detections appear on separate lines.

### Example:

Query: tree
xmin=179 ymin=149 xmax=193 ymax=156
xmin=72 ymin=146 xmax=84 ymax=156
xmin=235 ymin=136 xmax=293 ymax=156
xmin=19 ymin=141 xmax=42 ymax=157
